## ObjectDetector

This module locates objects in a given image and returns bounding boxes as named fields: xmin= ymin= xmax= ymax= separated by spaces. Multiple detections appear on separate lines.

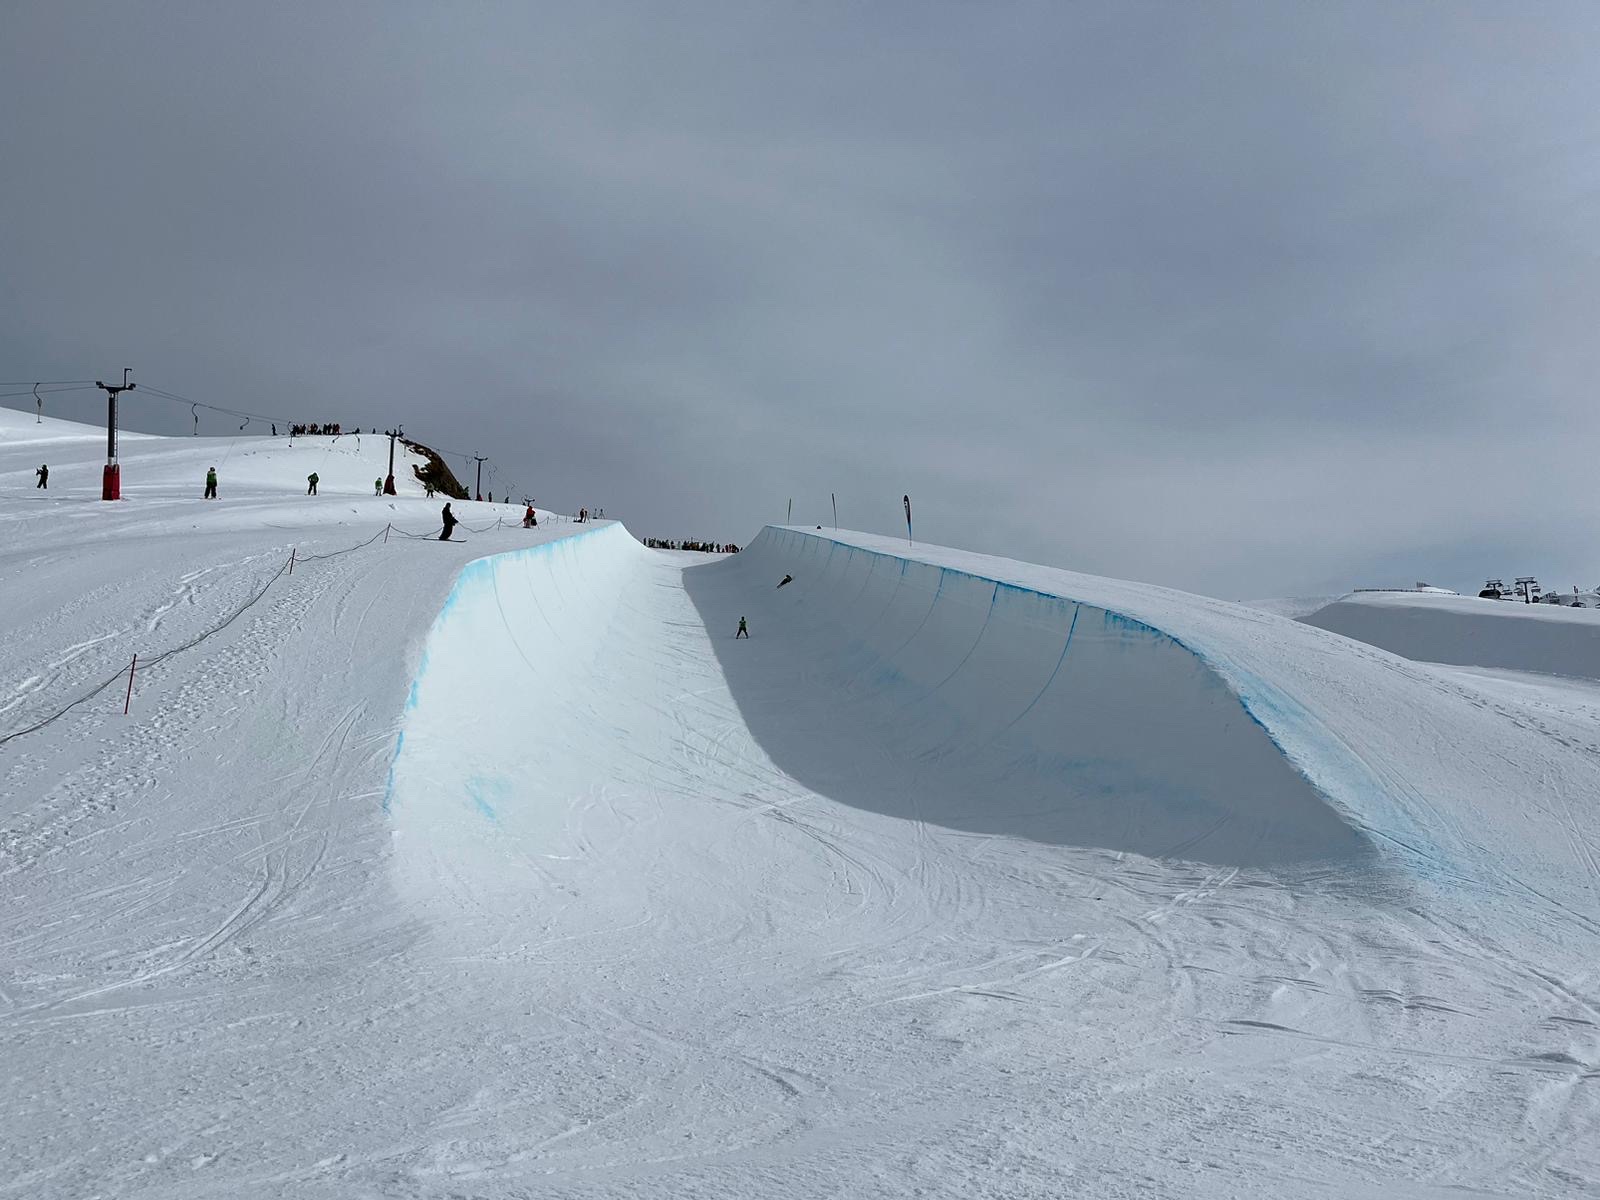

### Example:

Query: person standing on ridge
xmin=204 ymin=466 xmax=218 ymax=499
xmin=306 ymin=472 xmax=319 ymax=495
xmin=523 ymin=503 xmax=537 ymax=528
xmin=35 ymin=464 xmax=48 ymax=489
xmin=440 ymin=501 xmax=459 ymax=541
xmin=374 ymin=478 xmax=383 ymax=496
xmin=735 ymin=616 xmax=749 ymax=639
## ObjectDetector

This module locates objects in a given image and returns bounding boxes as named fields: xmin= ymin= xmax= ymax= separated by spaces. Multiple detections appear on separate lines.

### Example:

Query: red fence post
xmin=124 ymin=655 xmax=137 ymax=715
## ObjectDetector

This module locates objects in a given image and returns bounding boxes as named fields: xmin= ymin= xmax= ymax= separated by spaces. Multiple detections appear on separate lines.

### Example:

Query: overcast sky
xmin=5 ymin=2 xmax=1599 ymax=598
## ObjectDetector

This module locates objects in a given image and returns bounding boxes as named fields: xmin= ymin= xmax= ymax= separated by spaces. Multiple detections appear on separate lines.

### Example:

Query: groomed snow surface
xmin=4 ymin=408 xmax=1600 ymax=1197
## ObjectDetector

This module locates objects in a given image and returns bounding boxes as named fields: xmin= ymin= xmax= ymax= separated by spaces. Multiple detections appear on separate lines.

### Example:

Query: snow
xmin=4 ymin=408 xmax=1600 ymax=1197
xmin=1304 ymin=589 xmax=1600 ymax=681
xmin=1240 ymin=593 xmax=1344 ymax=620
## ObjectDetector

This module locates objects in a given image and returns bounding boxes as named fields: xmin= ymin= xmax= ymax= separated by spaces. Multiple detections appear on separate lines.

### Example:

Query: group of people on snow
xmin=28 ymin=461 xmax=521 ymax=550
xmin=290 ymin=422 xmax=344 ymax=436
xmin=642 ymin=537 xmax=740 ymax=554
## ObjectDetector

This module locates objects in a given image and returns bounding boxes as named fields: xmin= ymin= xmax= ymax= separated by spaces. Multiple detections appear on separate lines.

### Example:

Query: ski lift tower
xmin=95 ymin=369 xmax=135 ymax=500
xmin=1514 ymin=576 xmax=1541 ymax=604
xmin=384 ymin=425 xmax=403 ymax=495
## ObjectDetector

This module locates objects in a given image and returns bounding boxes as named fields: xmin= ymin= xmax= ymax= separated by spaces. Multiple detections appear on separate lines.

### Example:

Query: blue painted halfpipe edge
xmin=382 ymin=523 xmax=625 ymax=815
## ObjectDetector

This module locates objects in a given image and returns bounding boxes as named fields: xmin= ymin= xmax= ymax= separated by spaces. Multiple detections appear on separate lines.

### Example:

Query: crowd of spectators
xmin=291 ymin=422 xmax=350 ymax=436
xmin=643 ymin=538 xmax=739 ymax=554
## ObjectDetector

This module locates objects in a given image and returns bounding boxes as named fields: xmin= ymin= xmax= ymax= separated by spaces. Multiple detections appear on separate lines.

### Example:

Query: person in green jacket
xmin=204 ymin=466 xmax=218 ymax=499
xmin=374 ymin=478 xmax=383 ymax=495
xmin=307 ymin=472 xmax=319 ymax=495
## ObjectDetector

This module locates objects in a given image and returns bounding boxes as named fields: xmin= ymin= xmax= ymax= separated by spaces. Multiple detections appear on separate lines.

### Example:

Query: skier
xmin=424 ymin=481 xmax=436 ymax=499
xmin=306 ymin=472 xmax=319 ymax=495
xmin=440 ymin=501 xmax=459 ymax=541
xmin=204 ymin=466 xmax=218 ymax=500
xmin=777 ymin=574 xmax=793 ymax=588
xmin=35 ymin=463 xmax=48 ymax=489
xmin=374 ymin=478 xmax=383 ymax=496
xmin=735 ymin=616 xmax=749 ymax=639
xmin=522 ymin=504 xmax=537 ymax=528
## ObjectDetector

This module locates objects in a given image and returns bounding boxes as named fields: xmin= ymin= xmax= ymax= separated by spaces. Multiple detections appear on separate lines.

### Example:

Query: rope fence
xmin=0 ymin=514 xmax=581 ymax=749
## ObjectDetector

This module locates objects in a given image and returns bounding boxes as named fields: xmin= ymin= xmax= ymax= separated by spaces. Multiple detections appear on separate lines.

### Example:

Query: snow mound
xmin=1303 ymin=590 xmax=1600 ymax=681
xmin=1240 ymin=594 xmax=1344 ymax=620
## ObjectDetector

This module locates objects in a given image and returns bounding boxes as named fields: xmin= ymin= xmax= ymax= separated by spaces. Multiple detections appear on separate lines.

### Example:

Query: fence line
xmin=0 ymin=515 xmax=572 ymax=748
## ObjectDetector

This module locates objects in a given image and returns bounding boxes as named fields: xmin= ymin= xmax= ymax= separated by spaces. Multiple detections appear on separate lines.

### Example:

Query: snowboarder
xmin=440 ymin=502 xmax=458 ymax=541
xmin=374 ymin=478 xmax=383 ymax=496
xmin=204 ymin=466 xmax=218 ymax=500
xmin=306 ymin=472 xmax=319 ymax=495
xmin=777 ymin=574 xmax=793 ymax=588
xmin=35 ymin=464 xmax=48 ymax=489
xmin=735 ymin=617 xmax=749 ymax=639
xmin=523 ymin=504 xmax=537 ymax=528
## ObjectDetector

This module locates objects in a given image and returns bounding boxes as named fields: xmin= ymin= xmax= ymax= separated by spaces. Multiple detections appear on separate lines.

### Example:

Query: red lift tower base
xmin=96 ymin=370 xmax=134 ymax=501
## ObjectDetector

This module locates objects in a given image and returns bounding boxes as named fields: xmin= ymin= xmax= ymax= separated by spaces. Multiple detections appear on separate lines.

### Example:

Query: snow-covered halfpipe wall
xmin=683 ymin=527 xmax=1370 ymax=866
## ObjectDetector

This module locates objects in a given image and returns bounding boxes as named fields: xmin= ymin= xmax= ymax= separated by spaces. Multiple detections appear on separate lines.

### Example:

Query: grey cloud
xmin=5 ymin=2 xmax=1600 ymax=597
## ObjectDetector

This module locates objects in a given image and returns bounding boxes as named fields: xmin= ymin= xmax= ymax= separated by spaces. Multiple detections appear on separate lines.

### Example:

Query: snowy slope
xmin=1305 ymin=589 xmax=1600 ymax=682
xmin=5 ymin=413 xmax=1600 ymax=1198
xmin=386 ymin=522 xmax=1600 ymax=1196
